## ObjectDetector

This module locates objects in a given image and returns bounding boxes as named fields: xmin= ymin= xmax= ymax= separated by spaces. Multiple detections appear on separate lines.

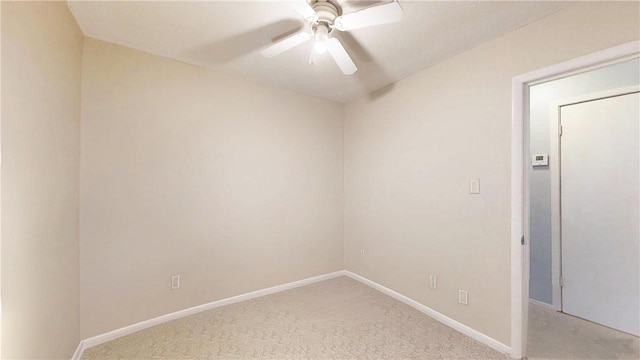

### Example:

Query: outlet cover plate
xmin=458 ymin=290 xmax=468 ymax=305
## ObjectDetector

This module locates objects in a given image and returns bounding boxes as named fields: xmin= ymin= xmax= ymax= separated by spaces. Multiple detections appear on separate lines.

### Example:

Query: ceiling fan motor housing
xmin=311 ymin=0 xmax=342 ymax=32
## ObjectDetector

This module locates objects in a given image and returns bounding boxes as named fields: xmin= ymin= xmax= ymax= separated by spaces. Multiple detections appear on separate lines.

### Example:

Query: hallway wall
xmin=1 ymin=2 xmax=83 ymax=358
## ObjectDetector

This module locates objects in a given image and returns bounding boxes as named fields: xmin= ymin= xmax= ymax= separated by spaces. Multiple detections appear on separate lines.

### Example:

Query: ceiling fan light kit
xmin=261 ymin=0 xmax=403 ymax=76
xmin=313 ymin=24 xmax=330 ymax=54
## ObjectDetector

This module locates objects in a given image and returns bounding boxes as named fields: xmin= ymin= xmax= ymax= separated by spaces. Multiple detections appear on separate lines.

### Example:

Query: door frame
xmin=510 ymin=40 xmax=640 ymax=359
xmin=549 ymin=85 xmax=640 ymax=311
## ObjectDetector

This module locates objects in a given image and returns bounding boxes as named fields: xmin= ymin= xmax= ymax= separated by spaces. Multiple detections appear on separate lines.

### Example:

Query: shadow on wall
xmin=367 ymin=82 xmax=396 ymax=101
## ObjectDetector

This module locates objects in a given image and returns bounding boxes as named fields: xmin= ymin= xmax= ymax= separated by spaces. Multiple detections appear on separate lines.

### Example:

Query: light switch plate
xmin=469 ymin=179 xmax=480 ymax=194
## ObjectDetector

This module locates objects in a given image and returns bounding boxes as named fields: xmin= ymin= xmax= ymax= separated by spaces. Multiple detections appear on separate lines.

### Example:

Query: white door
xmin=560 ymin=90 xmax=640 ymax=336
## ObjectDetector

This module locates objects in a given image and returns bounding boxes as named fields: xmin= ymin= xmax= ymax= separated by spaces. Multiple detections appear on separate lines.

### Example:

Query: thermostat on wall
xmin=532 ymin=154 xmax=549 ymax=167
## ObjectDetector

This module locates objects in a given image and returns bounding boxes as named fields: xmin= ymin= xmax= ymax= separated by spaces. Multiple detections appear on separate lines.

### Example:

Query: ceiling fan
xmin=261 ymin=0 xmax=403 ymax=75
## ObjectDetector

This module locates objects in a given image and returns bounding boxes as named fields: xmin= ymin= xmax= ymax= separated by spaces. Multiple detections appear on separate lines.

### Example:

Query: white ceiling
xmin=67 ymin=0 xmax=573 ymax=103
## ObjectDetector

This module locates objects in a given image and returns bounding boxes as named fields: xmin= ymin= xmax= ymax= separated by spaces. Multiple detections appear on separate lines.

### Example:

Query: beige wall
xmin=3 ymin=0 xmax=639 ymax=354
xmin=79 ymin=39 xmax=344 ymax=338
xmin=1 ymin=1 xmax=83 ymax=358
xmin=343 ymin=1 xmax=639 ymax=345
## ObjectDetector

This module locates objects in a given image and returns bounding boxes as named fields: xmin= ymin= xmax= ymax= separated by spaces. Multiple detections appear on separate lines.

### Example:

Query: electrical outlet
xmin=360 ymin=248 xmax=365 ymax=255
xmin=429 ymin=275 xmax=437 ymax=289
xmin=458 ymin=290 xmax=468 ymax=305
xmin=171 ymin=275 xmax=180 ymax=290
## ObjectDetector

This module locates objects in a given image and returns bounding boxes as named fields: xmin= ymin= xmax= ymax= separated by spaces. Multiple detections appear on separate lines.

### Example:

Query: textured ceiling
xmin=67 ymin=0 xmax=573 ymax=102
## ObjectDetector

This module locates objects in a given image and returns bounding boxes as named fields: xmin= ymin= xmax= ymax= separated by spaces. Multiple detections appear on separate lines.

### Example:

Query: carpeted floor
xmin=527 ymin=302 xmax=640 ymax=360
xmin=81 ymin=276 xmax=509 ymax=359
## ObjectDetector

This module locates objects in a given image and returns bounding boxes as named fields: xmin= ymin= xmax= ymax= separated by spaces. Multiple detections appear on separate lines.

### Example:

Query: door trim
xmin=549 ymin=85 xmax=640 ymax=312
xmin=510 ymin=40 xmax=640 ymax=359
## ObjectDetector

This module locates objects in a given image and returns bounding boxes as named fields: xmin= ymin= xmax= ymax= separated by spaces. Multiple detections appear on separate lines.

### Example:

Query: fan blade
xmin=261 ymin=32 xmax=312 ymax=58
xmin=327 ymin=38 xmax=357 ymax=75
xmin=334 ymin=1 xmax=403 ymax=31
xmin=292 ymin=0 xmax=319 ymax=23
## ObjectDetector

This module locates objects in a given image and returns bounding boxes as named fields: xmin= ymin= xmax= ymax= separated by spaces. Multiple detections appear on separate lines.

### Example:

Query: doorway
xmin=525 ymin=83 xmax=640 ymax=360
xmin=510 ymin=41 xmax=640 ymax=359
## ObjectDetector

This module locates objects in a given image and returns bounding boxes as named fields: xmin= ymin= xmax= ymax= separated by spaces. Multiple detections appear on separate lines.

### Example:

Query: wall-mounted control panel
xmin=532 ymin=154 xmax=549 ymax=167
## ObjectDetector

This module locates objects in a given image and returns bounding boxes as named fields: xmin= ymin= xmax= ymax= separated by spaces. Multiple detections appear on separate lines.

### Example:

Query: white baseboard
xmin=344 ymin=271 xmax=512 ymax=356
xmin=73 ymin=270 xmax=344 ymax=359
xmin=529 ymin=298 xmax=556 ymax=311
xmin=71 ymin=341 xmax=84 ymax=360
xmin=73 ymin=270 xmax=511 ymax=359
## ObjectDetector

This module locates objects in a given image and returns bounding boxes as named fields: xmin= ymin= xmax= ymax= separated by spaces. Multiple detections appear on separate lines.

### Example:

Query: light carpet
xmin=527 ymin=302 xmax=640 ymax=360
xmin=82 ymin=276 xmax=509 ymax=359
